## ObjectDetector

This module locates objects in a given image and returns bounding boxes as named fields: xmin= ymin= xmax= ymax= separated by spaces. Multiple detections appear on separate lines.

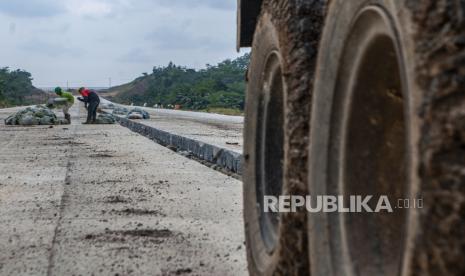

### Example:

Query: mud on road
xmin=0 ymin=105 xmax=246 ymax=276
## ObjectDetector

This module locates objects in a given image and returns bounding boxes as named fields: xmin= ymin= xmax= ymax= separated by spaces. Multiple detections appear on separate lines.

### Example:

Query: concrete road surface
xmin=0 ymin=104 xmax=246 ymax=276
xmin=101 ymin=100 xmax=243 ymax=153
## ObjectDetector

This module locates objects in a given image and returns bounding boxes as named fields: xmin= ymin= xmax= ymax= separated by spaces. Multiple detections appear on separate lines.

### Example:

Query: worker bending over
xmin=77 ymin=87 xmax=100 ymax=124
xmin=54 ymin=87 xmax=74 ymax=124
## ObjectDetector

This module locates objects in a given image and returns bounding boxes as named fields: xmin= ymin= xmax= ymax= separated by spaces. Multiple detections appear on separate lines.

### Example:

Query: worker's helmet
xmin=54 ymin=87 xmax=63 ymax=95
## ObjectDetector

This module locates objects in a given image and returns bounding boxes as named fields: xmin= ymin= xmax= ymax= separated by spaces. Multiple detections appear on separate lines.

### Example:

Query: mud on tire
xmin=243 ymin=1 xmax=326 ymax=275
xmin=308 ymin=0 xmax=465 ymax=275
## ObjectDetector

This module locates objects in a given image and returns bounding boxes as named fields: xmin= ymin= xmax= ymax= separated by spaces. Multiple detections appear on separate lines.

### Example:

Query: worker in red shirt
xmin=77 ymin=87 xmax=100 ymax=124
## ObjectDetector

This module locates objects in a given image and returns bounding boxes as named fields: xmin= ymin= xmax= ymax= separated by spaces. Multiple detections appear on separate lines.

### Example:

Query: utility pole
xmin=109 ymin=77 xmax=112 ymax=88
xmin=66 ymin=81 xmax=69 ymax=90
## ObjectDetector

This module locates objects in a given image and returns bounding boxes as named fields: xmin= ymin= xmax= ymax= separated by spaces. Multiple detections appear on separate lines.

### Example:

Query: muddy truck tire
xmin=242 ymin=1 xmax=326 ymax=275
xmin=308 ymin=0 xmax=465 ymax=275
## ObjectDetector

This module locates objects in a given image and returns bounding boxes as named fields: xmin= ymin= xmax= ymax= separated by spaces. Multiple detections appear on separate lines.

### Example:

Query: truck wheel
xmin=243 ymin=1 xmax=326 ymax=275
xmin=308 ymin=0 xmax=465 ymax=275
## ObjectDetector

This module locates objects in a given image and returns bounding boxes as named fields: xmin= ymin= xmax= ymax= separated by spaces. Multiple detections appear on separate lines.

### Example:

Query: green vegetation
xmin=0 ymin=67 xmax=47 ymax=107
xmin=107 ymin=53 xmax=250 ymax=113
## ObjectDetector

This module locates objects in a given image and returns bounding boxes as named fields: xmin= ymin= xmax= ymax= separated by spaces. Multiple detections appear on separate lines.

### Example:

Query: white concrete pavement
xmin=0 ymin=104 xmax=247 ymax=276
xmin=101 ymin=99 xmax=244 ymax=153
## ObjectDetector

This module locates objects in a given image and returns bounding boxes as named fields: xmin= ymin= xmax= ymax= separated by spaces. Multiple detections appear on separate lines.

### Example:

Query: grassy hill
xmin=103 ymin=76 xmax=151 ymax=102
xmin=105 ymin=54 xmax=249 ymax=113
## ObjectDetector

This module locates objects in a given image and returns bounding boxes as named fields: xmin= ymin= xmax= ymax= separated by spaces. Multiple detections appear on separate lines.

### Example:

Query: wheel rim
xmin=329 ymin=7 xmax=409 ymax=275
xmin=255 ymin=51 xmax=285 ymax=254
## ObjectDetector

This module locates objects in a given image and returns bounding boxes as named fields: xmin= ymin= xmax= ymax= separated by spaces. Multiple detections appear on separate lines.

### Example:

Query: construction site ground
xmin=0 ymin=103 xmax=247 ymax=276
xmin=103 ymin=102 xmax=244 ymax=153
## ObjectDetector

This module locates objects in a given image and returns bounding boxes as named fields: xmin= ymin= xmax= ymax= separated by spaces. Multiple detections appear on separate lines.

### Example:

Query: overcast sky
xmin=0 ymin=0 xmax=246 ymax=88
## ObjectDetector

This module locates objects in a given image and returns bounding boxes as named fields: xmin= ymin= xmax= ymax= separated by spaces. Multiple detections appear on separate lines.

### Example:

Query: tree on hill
xmin=0 ymin=67 xmax=47 ymax=107
xmin=108 ymin=53 xmax=250 ymax=111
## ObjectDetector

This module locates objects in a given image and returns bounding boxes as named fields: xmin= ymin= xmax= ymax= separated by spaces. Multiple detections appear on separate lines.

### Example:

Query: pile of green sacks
xmin=4 ymin=105 xmax=116 ymax=125
xmin=4 ymin=105 xmax=65 ymax=126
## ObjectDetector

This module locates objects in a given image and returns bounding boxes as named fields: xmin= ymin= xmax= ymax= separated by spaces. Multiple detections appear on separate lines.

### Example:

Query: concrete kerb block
xmin=161 ymin=131 xmax=171 ymax=145
xmin=203 ymin=145 xmax=216 ymax=163
xmin=181 ymin=137 xmax=189 ymax=152
xmin=170 ymin=134 xmax=179 ymax=148
xmin=108 ymin=111 xmax=243 ymax=175
xmin=198 ymin=142 xmax=206 ymax=159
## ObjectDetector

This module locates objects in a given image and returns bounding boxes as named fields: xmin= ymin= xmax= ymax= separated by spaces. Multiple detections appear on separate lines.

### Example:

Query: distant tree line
xmin=109 ymin=53 xmax=250 ymax=111
xmin=0 ymin=67 xmax=46 ymax=107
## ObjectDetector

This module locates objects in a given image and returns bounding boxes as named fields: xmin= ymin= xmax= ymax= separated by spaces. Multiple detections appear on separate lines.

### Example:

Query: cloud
xmin=9 ymin=22 xmax=16 ymax=35
xmin=145 ymin=23 xmax=229 ymax=51
xmin=154 ymin=0 xmax=236 ymax=11
xmin=19 ymin=39 xmax=83 ymax=57
xmin=1 ymin=0 xmax=240 ymax=87
xmin=117 ymin=48 xmax=152 ymax=63
xmin=35 ymin=24 xmax=71 ymax=35
xmin=0 ymin=0 xmax=129 ymax=19
xmin=0 ymin=0 xmax=65 ymax=18
xmin=65 ymin=0 xmax=113 ymax=18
